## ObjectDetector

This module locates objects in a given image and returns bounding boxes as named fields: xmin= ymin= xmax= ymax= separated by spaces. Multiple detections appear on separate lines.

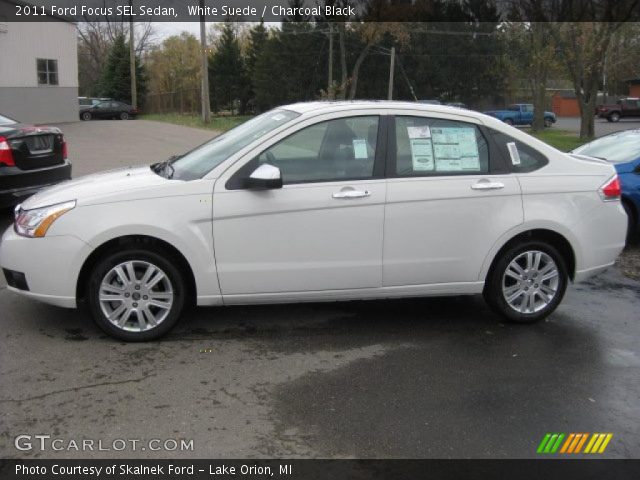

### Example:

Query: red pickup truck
xmin=596 ymin=97 xmax=640 ymax=122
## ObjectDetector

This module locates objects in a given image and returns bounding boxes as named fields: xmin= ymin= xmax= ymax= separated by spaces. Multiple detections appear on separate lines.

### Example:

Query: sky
xmin=152 ymin=22 xmax=201 ymax=39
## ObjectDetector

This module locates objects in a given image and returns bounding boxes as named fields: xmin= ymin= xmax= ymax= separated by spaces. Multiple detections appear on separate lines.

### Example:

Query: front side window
xmin=393 ymin=116 xmax=489 ymax=176
xmin=169 ymin=109 xmax=300 ymax=180
xmin=37 ymin=59 xmax=58 ymax=85
xmin=230 ymin=116 xmax=379 ymax=187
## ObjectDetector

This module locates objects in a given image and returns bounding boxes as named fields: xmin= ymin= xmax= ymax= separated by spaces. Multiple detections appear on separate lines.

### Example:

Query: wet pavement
xmin=1 ymin=207 xmax=639 ymax=458
xmin=1 ymin=121 xmax=639 ymax=459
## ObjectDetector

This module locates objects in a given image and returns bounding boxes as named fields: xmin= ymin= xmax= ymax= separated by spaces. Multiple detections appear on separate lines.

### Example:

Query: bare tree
xmin=347 ymin=22 xmax=409 ymax=99
xmin=77 ymin=19 xmax=154 ymax=96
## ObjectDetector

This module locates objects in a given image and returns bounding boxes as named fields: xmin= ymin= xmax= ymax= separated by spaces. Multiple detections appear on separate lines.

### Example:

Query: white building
xmin=0 ymin=1 xmax=78 ymax=123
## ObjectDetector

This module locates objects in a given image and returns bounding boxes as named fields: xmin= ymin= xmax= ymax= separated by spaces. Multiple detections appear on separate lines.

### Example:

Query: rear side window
xmin=489 ymin=129 xmax=549 ymax=173
xmin=393 ymin=116 xmax=489 ymax=176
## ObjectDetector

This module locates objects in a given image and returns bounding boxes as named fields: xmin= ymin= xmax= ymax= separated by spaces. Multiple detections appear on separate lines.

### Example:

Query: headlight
xmin=14 ymin=200 xmax=76 ymax=238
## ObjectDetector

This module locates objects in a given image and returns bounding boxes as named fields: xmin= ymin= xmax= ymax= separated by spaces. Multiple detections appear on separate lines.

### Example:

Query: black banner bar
xmin=1 ymin=460 xmax=640 ymax=480
xmin=1 ymin=0 xmax=640 ymax=23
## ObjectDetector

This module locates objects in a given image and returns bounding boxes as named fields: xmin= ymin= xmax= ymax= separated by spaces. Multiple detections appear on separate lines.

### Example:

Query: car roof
xmin=283 ymin=100 xmax=472 ymax=116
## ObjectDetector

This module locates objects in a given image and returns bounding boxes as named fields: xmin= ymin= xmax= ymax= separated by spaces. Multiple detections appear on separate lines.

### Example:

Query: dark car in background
xmin=571 ymin=129 xmax=640 ymax=243
xmin=79 ymin=100 xmax=138 ymax=121
xmin=596 ymin=97 xmax=640 ymax=122
xmin=78 ymin=97 xmax=113 ymax=109
xmin=0 ymin=114 xmax=72 ymax=210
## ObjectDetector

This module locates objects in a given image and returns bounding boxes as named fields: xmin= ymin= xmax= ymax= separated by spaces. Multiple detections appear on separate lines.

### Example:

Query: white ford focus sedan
xmin=0 ymin=102 xmax=627 ymax=340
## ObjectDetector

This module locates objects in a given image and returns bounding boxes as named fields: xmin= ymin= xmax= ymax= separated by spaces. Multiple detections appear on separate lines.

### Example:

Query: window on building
xmin=37 ymin=59 xmax=58 ymax=85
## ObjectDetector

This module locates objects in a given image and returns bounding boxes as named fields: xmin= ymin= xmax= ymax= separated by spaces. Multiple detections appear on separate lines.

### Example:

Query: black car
xmin=80 ymin=100 xmax=138 ymax=121
xmin=0 ymin=114 xmax=72 ymax=210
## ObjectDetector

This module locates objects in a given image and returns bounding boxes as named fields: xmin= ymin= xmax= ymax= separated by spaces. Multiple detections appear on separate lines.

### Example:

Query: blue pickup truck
xmin=484 ymin=103 xmax=556 ymax=127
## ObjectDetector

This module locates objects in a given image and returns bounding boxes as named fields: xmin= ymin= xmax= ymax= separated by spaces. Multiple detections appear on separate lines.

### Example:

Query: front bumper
xmin=0 ymin=160 xmax=72 ymax=209
xmin=0 ymin=225 xmax=91 ymax=308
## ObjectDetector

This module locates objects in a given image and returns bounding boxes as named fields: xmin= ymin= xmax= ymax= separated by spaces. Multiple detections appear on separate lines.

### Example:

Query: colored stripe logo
xmin=537 ymin=433 xmax=613 ymax=454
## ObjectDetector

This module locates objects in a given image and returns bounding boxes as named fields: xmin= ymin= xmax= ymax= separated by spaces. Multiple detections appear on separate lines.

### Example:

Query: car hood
xmin=20 ymin=165 xmax=172 ymax=209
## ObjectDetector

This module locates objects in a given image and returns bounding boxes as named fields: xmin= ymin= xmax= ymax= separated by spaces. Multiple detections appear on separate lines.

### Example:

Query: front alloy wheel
xmin=88 ymin=249 xmax=185 ymax=341
xmin=99 ymin=261 xmax=174 ymax=332
xmin=484 ymin=241 xmax=568 ymax=323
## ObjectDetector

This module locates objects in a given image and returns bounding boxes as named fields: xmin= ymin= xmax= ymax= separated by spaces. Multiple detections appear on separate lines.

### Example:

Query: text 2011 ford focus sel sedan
xmin=0 ymin=102 xmax=627 ymax=341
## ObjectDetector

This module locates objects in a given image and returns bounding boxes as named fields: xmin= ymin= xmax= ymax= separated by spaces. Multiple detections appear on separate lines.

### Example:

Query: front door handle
xmin=471 ymin=180 xmax=505 ymax=190
xmin=332 ymin=189 xmax=371 ymax=199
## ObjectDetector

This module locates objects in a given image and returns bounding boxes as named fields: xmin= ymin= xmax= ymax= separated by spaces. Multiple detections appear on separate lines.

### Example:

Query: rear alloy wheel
xmin=82 ymin=112 xmax=92 ymax=121
xmin=484 ymin=241 xmax=568 ymax=323
xmin=609 ymin=112 xmax=620 ymax=122
xmin=88 ymin=249 xmax=186 ymax=341
xmin=120 ymin=112 xmax=129 ymax=120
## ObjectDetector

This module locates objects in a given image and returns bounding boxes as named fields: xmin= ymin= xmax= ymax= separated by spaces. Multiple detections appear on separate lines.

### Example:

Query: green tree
xmin=98 ymin=34 xmax=146 ymax=104
xmin=208 ymin=22 xmax=249 ymax=113
xmin=244 ymin=20 xmax=269 ymax=111
xmin=253 ymin=19 xmax=326 ymax=110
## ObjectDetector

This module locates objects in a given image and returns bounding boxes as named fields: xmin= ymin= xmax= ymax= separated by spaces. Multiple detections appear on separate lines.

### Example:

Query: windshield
xmin=572 ymin=130 xmax=640 ymax=164
xmin=0 ymin=114 xmax=18 ymax=125
xmin=168 ymin=109 xmax=300 ymax=180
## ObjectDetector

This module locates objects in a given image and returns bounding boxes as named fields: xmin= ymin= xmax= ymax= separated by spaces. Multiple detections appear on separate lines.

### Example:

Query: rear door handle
xmin=471 ymin=181 xmax=505 ymax=190
xmin=332 ymin=189 xmax=371 ymax=199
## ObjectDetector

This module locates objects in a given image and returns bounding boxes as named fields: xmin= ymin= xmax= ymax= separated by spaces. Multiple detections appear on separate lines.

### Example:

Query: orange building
xmin=551 ymin=90 xmax=580 ymax=117
xmin=627 ymin=79 xmax=640 ymax=97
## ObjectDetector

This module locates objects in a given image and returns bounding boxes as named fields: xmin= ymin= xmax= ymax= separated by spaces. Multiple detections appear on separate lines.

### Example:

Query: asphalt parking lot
xmin=1 ymin=120 xmax=639 ymax=459
xmin=555 ymin=116 xmax=640 ymax=136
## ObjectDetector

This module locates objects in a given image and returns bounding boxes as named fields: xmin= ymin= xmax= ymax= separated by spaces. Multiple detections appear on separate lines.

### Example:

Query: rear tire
xmin=81 ymin=112 xmax=92 ymax=121
xmin=623 ymin=201 xmax=637 ymax=244
xmin=87 ymin=248 xmax=186 ymax=341
xmin=120 ymin=112 xmax=129 ymax=120
xmin=484 ymin=241 xmax=568 ymax=323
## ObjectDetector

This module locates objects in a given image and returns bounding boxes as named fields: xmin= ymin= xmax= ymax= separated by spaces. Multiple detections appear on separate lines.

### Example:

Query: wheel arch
xmin=483 ymin=229 xmax=576 ymax=285
xmin=76 ymin=235 xmax=197 ymax=307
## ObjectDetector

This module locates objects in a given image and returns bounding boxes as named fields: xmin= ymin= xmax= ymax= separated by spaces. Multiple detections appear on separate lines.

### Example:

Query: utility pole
xmin=387 ymin=46 xmax=395 ymax=100
xmin=199 ymin=0 xmax=211 ymax=123
xmin=327 ymin=23 xmax=334 ymax=99
xmin=129 ymin=0 xmax=137 ymax=109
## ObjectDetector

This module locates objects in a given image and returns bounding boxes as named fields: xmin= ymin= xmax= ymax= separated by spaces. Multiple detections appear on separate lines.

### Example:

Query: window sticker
xmin=352 ymin=139 xmax=368 ymax=159
xmin=507 ymin=142 xmax=521 ymax=165
xmin=432 ymin=127 xmax=480 ymax=171
xmin=407 ymin=125 xmax=431 ymax=139
xmin=410 ymin=138 xmax=434 ymax=171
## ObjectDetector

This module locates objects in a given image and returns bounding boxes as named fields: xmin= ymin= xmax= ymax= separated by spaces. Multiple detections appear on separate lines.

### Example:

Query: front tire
xmin=609 ymin=112 xmax=620 ymax=122
xmin=484 ymin=241 xmax=568 ymax=323
xmin=120 ymin=112 xmax=129 ymax=120
xmin=87 ymin=248 xmax=186 ymax=341
xmin=81 ymin=112 xmax=92 ymax=121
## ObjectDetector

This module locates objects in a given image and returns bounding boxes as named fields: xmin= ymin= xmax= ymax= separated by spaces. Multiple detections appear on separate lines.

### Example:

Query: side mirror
xmin=245 ymin=163 xmax=282 ymax=189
